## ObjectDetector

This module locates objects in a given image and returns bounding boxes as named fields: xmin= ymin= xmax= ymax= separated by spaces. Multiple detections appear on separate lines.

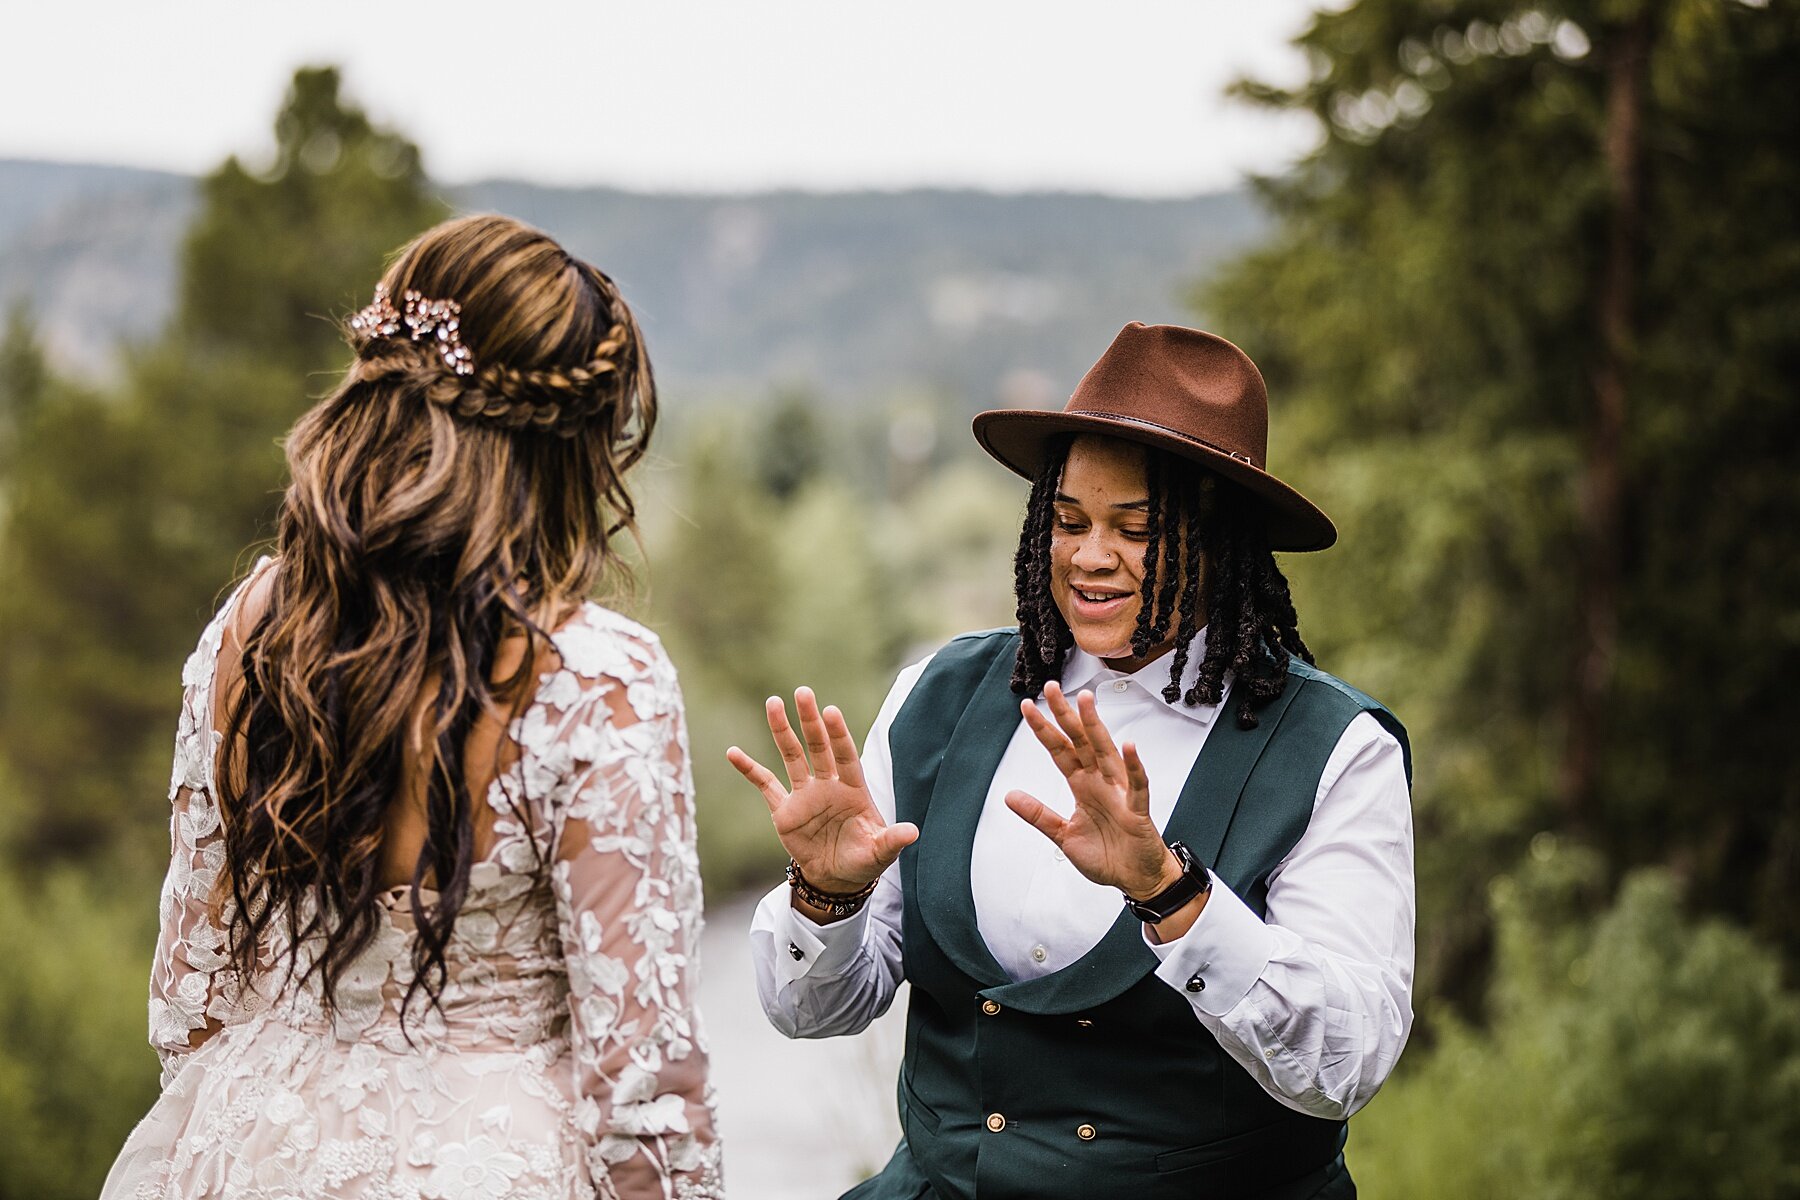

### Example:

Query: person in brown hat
xmin=734 ymin=323 xmax=1415 ymax=1199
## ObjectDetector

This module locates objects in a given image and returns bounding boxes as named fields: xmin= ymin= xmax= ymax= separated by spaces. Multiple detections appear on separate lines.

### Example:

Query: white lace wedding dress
xmin=103 ymin=557 xmax=724 ymax=1199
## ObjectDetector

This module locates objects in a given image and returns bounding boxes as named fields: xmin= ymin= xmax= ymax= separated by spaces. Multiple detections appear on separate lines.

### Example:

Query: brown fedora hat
xmin=972 ymin=322 xmax=1336 ymax=552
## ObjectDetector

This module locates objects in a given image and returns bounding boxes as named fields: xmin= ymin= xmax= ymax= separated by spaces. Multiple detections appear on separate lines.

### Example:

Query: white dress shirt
xmin=750 ymin=630 xmax=1415 ymax=1121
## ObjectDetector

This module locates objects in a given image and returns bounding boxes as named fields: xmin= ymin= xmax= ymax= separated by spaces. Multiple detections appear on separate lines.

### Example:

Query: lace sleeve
xmin=542 ymin=619 xmax=723 ymax=1200
xmin=146 ymin=556 xmax=272 ymax=1087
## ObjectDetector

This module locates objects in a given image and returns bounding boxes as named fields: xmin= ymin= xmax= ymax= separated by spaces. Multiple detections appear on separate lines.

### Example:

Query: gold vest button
xmin=986 ymin=1113 xmax=1007 ymax=1133
xmin=1077 ymin=1123 xmax=1097 ymax=1141
xmin=981 ymin=999 xmax=1001 ymax=1016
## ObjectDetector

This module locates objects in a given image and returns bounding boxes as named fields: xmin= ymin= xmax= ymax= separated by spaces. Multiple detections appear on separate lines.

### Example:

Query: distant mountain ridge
xmin=0 ymin=159 xmax=1265 ymax=410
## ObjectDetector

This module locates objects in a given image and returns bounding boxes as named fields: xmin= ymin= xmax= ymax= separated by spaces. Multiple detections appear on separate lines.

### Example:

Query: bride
xmin=103 ymin=214 xmax=723 ymax=1199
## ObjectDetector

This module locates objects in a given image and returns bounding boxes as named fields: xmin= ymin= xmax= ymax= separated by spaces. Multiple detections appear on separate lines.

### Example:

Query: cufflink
xmin=788 ymin=942 xmax=804 ymax=961
xmin=1185 ymin=973 xmax=1205 ymax=993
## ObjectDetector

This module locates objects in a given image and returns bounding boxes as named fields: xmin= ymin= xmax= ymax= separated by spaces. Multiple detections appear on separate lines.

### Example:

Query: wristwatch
xmin=1122 ymin=840 xmax=1212 ymax=924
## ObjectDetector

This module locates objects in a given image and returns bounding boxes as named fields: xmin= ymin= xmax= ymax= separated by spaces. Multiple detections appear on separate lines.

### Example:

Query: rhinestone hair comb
xmin=348 ymin=283 xmax=475 ymax=376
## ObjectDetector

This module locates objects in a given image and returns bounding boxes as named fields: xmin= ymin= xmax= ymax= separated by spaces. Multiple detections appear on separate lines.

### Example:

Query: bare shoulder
xmin=226 ymin=554 xmax=280 ymax=646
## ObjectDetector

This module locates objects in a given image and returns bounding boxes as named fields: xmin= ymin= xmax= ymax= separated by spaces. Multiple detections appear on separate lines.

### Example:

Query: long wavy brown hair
xmin=214 ymin=213 xmax=656 ymax=1019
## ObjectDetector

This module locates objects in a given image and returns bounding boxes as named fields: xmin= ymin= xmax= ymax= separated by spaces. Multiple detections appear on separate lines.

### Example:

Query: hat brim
xmin=972 ymin=409 xmax=1338 ymax=553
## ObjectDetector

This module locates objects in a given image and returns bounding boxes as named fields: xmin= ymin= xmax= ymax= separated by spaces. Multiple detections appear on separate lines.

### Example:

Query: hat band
xmin=1064 ymin=410 xmax=1261 ymax=470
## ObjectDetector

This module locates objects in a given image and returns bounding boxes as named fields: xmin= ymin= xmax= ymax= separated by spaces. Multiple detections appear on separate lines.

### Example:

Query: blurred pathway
xmin=697 ymin=895 xmax=908 ymax=1200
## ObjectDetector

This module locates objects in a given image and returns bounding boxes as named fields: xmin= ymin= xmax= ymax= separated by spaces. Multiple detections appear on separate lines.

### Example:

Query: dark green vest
xmin=845 ymin=629 xmax=1410 ymax=1200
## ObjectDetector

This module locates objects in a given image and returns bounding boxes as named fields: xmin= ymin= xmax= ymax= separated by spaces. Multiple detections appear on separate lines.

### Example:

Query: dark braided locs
xmin=1010 ymin=442 xmax=1074 ymax=694
xmin=1163 ymin=472 xmax=1208 ymax=701
xmin=1130 ymin=449 xmax=1165 ymax=657
xmin=1011 ymin=436 xmax=1314 ymax=729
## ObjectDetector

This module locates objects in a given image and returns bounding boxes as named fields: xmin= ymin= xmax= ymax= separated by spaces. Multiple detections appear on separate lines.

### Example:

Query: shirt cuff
xmin=1144 ymin=871 xmax=1276 ymax=1018
xmin=750 ymin=879 xmax=875 ymax=985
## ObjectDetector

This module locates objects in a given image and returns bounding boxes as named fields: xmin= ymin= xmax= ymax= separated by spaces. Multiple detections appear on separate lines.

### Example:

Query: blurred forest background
xmin=2 ymin=1 xmax=1798 ymax=1196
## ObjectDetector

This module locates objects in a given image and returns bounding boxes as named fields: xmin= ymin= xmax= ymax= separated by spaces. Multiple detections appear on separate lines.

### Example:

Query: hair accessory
xmin=347 ymin=284 xmax=402 ymax=340
xmin=349 ymin=283 xmax=475 ymax=376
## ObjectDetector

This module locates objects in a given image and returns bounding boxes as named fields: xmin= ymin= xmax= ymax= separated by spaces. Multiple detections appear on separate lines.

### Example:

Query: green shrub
xmin=1352 ymin=850 xmax=1800 ymax=1199
xmin=0 ymin=866 xmax=160 ymax=1198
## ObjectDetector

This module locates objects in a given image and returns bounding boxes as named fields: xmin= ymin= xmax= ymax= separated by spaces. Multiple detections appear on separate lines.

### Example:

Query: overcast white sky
xmin=4 ymin=2 xmax=1326 ymax=195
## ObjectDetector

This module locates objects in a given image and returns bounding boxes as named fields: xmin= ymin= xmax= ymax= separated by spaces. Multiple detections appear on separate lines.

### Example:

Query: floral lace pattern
xmin=104 ymin=556 xmax=723 ymax=1199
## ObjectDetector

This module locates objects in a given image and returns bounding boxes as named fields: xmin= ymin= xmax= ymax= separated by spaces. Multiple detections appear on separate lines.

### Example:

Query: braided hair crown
xmin=345 ymin=213 xmax=654 ymax=443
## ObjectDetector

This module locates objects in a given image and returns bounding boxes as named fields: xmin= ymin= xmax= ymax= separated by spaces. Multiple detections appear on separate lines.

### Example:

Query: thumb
xmin=1004 ymin=790 xmax=1067 ymax=844
xmin=874 ymin=821 xmax=920 ymax=864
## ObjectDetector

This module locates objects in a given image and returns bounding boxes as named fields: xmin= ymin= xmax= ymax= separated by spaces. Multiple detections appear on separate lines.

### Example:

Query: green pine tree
xmin=1203 ymin=0 xmax=1800 ymax=1008
xmin=0 ymin=66 xmax=447 ymax=865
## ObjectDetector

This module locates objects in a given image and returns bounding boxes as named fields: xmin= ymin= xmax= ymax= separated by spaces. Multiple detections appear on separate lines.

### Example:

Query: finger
xmin=822 ymin=705 xmax=868 ymax=790
xmin=1004 ymin=789 xmax=1068 ymax=844
xmin=794 ymin=687 xmax=837 ymax=781
xmin=872 ymin=821 xmax=920 ymax=867
xmin=726 ymin=746 xmax=788 ymax=814
xmin=1078 ymin=690 xmax=1126 ymax=783
xmin=1044 ymin=682 xmax=1097 ymax=769
xmin=1121 ymin=741 xmax=1151 ymax=816
xmin=1021 ymin=699 xmax=1084 ymax=777
xmin=765 ymin=695 xmax=812 ymax=790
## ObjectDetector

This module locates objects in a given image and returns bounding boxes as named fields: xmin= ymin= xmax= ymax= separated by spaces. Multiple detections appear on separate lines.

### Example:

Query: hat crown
xmin=1065 ymin=323 xmax=1269 ymax=468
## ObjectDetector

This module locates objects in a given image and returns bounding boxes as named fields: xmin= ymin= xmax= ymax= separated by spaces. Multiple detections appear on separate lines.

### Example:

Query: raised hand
xmin=727 ymin=687 xmax=919 ymax=901
xmin=1003 ymin=681 xmax=1182 ymax=899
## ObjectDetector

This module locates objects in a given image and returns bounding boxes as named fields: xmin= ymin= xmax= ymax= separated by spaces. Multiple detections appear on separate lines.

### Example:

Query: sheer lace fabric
xmin=105 ymin=557 xmax=723 ymax=1200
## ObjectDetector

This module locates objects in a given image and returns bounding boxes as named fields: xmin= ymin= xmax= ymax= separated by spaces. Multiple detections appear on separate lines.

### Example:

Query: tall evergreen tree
xmin=1203 ymin=0 xmax=1800 ymax=1005
xmin=179 ymin=67 xmax=440 ymax=373
xmin=0 ymin=305 xmax=49 ymax=478
xmin=0 ymin=67 xmax=445 ymax=863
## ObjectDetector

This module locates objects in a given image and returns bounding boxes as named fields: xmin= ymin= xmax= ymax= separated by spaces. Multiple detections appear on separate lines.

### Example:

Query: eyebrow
xmin=1055 ymin=492 xmax=1151 ymax=512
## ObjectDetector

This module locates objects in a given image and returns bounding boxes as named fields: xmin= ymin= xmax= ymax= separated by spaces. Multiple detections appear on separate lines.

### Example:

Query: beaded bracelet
xmin=785 ymin=859 xmax=878 ymax=918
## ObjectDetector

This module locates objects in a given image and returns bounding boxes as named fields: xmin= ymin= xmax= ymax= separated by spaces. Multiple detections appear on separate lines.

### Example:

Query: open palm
xmin=1004 ymin=681 xmax=1178 ymax=898
xmin=727 ymin=687 xmax=917 ymax=895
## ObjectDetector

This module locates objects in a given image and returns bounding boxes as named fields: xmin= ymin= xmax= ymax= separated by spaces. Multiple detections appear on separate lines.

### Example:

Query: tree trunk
xmin=1562 ymin=12 xmax=1652 ymax=838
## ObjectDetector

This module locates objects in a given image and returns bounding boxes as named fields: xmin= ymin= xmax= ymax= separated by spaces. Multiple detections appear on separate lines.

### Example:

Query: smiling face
xmin=1049 ymin=435 xmax=1189 ymax=671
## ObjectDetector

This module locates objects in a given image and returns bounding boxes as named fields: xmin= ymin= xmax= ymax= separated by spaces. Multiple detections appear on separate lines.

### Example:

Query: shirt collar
xmin=1058 ymin=626 xmax=1223 ymax=726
